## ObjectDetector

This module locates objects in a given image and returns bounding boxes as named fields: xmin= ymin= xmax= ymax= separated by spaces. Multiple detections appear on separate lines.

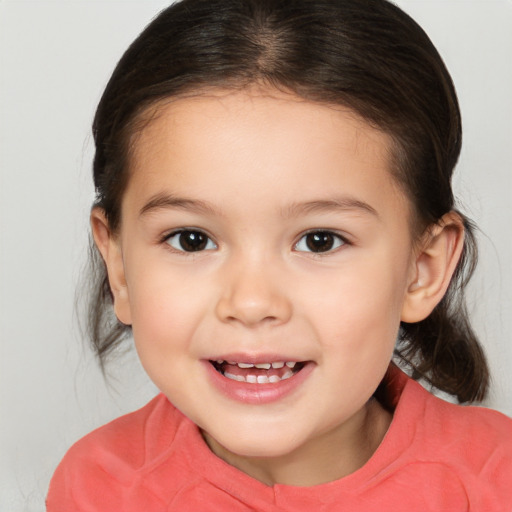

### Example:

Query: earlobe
xmin=90 ymin=208 xmax=132 ymax=325
xmin=401 ymin=212 xmax=465 ymax=323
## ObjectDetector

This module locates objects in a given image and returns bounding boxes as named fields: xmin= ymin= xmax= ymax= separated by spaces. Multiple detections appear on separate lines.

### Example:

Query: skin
xmin=92 ymin=88 xmax=464 ymax=486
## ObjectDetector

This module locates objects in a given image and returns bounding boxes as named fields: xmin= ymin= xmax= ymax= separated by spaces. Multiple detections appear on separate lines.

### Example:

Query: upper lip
xmin=207 ymin=353 xmax=307 ymax=364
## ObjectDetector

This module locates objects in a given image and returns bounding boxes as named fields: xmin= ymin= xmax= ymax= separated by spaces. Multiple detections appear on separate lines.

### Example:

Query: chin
xmin=209 ymin=427 xmax=305 ymax=459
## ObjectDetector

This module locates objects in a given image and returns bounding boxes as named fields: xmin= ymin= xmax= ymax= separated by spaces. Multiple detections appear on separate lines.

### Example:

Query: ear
xmin=90 ymin=208 xmax=132 ymax=325
xmin=401 ymin=212 xmax=465 ymax=323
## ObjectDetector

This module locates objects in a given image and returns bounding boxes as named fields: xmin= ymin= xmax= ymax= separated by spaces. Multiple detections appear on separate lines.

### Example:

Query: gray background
xmin=1 ymin=1 xmax=511 ymax=510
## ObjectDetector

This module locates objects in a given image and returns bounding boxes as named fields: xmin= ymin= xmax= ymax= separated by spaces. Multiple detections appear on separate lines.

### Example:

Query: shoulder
xmin=419 ymin=384 xmax=512 ymax=455
xmin=394 ymin=371 xmax=512 ymax=452
xmin=403 ymin=378 xmax=512 ymax=507
xmin=63 ymin=392 xmax=181 ymax=469
xmin=46 ymin=393 xmax=185 ymax=510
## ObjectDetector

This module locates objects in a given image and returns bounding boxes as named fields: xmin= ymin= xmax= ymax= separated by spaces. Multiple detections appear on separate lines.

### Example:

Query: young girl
xmin=47 ymin=0 xmax=512 ymax=509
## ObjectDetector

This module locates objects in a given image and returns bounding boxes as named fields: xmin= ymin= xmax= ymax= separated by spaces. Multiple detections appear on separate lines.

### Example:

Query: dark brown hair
xmin=89 ymin=0 xmax=489 ymax=402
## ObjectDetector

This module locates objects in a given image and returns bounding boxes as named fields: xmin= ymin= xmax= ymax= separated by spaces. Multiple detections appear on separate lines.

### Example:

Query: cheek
xmin=313 ymin=255 xmax=408 ymax=353
xmin=126 ymin=262 xmax=207 ymax=354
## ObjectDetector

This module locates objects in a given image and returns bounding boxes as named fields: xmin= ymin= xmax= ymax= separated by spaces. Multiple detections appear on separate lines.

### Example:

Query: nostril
xmin=214 ymin=274 xmax=293 ymax=326
xmin=216 ymin=298 xmax=286 ymax=326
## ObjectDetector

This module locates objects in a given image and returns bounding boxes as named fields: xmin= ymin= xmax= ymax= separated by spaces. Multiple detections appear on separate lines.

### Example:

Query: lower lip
xmin=203 ymin=361 xmax=315 ymax=405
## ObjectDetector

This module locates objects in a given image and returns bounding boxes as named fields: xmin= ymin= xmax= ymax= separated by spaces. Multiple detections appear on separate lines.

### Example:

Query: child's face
xmin=111 ymin=89 xmax=418 ymax=476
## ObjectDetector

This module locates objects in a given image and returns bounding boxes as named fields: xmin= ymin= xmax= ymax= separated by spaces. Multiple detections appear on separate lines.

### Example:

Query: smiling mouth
xmin=210 ymin=360 xmax=307 ymax=384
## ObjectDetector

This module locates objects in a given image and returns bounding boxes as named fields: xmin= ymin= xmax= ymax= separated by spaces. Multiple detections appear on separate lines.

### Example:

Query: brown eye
xmin=295 ymin=231 xmax=345 ymax=253
xmin=166 ymin=230 xmax=217 ymax=252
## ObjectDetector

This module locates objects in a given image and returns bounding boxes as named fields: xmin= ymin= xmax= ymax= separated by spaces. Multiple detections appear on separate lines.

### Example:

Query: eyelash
xmin=163 ymin=229 xmax=217 ymax=253
xmin=294 ymin=230 xmax=348 ymax=254
xmin=161 ymin=229 xmax=349 ymax=254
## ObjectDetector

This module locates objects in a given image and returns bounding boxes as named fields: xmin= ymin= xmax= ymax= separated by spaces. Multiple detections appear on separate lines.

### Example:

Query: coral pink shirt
xmin=47 ymin=368 xmax=512 ymax=511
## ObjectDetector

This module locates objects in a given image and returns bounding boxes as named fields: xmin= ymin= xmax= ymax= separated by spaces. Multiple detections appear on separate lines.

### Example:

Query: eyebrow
xmin=139 ymin=192 xmax=379 ymax=220
xmin=282 ymin=197 xmax=379 ymax=219
xmin=139 ymin=193 xmax=219 ymax=217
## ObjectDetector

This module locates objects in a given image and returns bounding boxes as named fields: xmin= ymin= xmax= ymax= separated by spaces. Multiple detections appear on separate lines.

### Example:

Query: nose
xmin=215 ymin=258 xmax=293 ymax=327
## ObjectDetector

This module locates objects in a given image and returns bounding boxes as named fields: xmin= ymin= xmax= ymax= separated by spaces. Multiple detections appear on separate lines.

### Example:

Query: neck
xmin=203 ymin=398 xmax=392 ymax=487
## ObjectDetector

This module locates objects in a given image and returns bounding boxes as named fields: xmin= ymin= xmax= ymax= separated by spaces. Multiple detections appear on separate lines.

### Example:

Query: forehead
xmin=124 ymin=88 xmax=409 ymax=222
xmin=132 ymin=88 xmax=391 ymax=165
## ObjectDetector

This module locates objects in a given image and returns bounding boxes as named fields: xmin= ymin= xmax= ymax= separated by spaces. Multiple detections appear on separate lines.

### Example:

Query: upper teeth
xmin=216 ymin=360 xmax=295 ymax=369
